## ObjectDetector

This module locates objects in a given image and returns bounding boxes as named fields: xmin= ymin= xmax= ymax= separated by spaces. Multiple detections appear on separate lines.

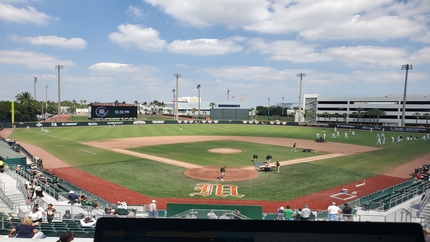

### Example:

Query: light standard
xmin=401 ymin=64 xmax=412 ymax=127
xmin=197 ymin=84 xmax=201 ymax=117
xmin=45 ymin=85 xmax=48 ymax=121
xmin=55 ymin=65 xmax=64 ymax=122
xmin=173 ymin=74 xmax=181 ymax=120
xmin=282 ymin=97 xmax=285 ymax=116
xmin=172 ymin=89 xmax=175 ymax=118
xmin=34 ymin=77 xmax=37 ymax=100
xmin=268 ymin=98 xmax=270 ymax=115
xmin=297 ymin=73 xmax=306 ymax=122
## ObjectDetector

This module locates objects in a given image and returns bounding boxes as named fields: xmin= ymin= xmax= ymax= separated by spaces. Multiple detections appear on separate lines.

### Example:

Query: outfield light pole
xmin=297 ymin=73 xmax=306 ymax=122
xmin=33 ymin=77 xmax=37 ymax=100
xmin=197 ymin=84 xmax=201 ymax=117
xmin=55 ymin=65 xmax=64 ymax=122
xmin=282 ymin=97 xmax=285 ymax=116
xmin=268 ymin=98 xmax=270 ymax=115
xmin=401 ymin=64 xmax=412 ymax=127
xmin=172 ymin=89 xmax=175 ymax=118
xmin=45 ymin=85 xmax=48 ymax=121
xmin=173 ymin=74 xmax=181 ymax=121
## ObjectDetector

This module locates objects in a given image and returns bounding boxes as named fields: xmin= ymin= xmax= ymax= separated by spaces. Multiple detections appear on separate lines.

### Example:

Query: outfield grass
xmin=8 ymin=124 xmax=429 ymax=201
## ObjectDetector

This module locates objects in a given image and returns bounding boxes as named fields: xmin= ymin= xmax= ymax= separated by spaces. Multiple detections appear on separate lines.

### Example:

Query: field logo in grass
xmin=190 ymin=183 xmax=244 ymax=198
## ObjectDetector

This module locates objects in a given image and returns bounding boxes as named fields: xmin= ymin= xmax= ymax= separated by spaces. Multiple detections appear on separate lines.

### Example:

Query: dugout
xmin=0 ymin=140 xmax=26 ymax=167
xmin=166 ymin=203 xmax=262 ymax=220
xmin=210 ymin=108 xmax=249 ymax=121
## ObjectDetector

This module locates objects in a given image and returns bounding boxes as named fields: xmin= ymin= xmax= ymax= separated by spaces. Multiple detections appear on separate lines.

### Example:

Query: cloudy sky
xmin=0 ymin=0 xmax=429 ymax=108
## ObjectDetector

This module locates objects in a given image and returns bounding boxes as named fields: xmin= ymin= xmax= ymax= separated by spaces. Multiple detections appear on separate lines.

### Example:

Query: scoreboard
xmin=88 ymin=105 xmax=138 ymax=119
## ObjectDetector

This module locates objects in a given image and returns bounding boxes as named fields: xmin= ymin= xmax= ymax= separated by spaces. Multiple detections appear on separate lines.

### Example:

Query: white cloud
xmin=88 ymin=62 xmax=139 ymax=72
xmin=9 ymin=35 xmax=87 ymax=49
xmin=323 ymin=46 xmax=409 ymax=68
xmin=0 ymin=2 xmax=57 ymax=25
xmin=0 ymin=49 xmax=74 ymax=69
xmin=202 ymin=66 xmax=288 ymax=81
xmin=143 ymin=0 xmax=429 ymax=43
xmin=167 ymin=38 xmax=243 ymax=55
xmin=247 ymin=38 xmax=330 ymax=62
xmin=127 ymin=5 xmax=143 ymax=19
xmin=144 ymin=0 xmax=269 ymax=28
xmin=109 ymin=24 xmax=166 ymax=51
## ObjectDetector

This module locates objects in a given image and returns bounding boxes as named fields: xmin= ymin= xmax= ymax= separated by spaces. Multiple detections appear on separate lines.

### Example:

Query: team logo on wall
xmin=95 ymin=107 xmax=109 ymax=118
xmin=190 ymin=183 xmax=244 ymax=198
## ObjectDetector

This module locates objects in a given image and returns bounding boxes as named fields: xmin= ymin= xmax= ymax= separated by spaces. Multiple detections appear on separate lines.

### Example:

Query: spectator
xmin=51 ymin=174 xmax=60 ymax=187
xmin=57 ymin=230 xmax=75 ymax=242
xmin=29 ymin=206 xmax=43 ymax=223
xmin=277 ymin=206 xmax=284 ymax=220
xmin=207 ymin=210 xmax=218 ymax=219
xmin=300 ymin=204 xmax=311 ymax=221
xmin=127 ymin=210 xmax=136 ymax=218
xmin=423 ymin=228 xmax=430 ymax=242
xmin=342 ymin=203 xmax=353 ymax=221
xmin=327 ymin=202 xmax=342 ymax=221
xmin=35 ymin=186 xmax=44 ymax=199
xmin=26 ymin=183 xmax=35 ymax=203
xmin=149 ymin=200 xmax=158 ymax=218
xmin=117 ymin=201 xmax=128 ymax=209
xmin=68 ymin=191 xmax=80 ymax=204
xmin=8 ymin=217 xmax=44 ymax=239
xmin=283 ymin=205 xmax=295 ymax=221
xmin=45 ymin=203 xmax=57 ymax=223
xmin=218 ymin=213 xmax=230 ymax=219
xmin=80 ymin=217 xmax=96 ymax=227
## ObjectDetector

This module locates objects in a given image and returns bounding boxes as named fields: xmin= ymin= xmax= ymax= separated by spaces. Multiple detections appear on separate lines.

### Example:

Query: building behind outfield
xmin=303 ymin=94 xmax=430 ymax=127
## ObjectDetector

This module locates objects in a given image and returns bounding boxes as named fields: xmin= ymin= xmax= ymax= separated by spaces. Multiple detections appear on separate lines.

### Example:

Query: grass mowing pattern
xmin=128 ymin=140 xmax=324 ymax=167
xmin=8 ymin=124 xmax=429 ymax=201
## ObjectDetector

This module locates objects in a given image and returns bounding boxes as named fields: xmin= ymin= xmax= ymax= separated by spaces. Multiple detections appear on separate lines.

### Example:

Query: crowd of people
xmin=276 ymin=201 xmax=353 ymax=221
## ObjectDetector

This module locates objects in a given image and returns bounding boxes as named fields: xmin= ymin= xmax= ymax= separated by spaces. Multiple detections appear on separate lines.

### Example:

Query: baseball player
xmin=219 ymin=166 xmax=226 ymax=180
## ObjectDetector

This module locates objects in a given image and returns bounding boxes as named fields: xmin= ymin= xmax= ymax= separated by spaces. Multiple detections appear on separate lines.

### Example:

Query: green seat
xmin=308 ymin=213 xmax=315 ymax=221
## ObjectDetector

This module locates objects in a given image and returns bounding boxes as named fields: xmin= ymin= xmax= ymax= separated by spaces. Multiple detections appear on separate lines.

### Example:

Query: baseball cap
xmin=69 ymin=191 xmax=74 ymax=193
xmin=152 ymin=200 xmax=157 ymax=203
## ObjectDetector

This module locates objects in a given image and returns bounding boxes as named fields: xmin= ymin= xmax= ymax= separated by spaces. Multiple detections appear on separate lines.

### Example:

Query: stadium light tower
xmin=297 ymin=73 xmax=306 ymax=122
xmin=282 ymin=97 xmax=285 ymax=116
xmin=401 ymin=64 xmax=412 ymax=127
xmin=172 ymin=89 xmax=175 ymax=118
xmin=173 ymin=74 xmax=181 ymax=120
xmin=55 ymin=65 xmax=64 ymax=122
xmin=268 ymin=98 xmax=270 ymax=115
xmin=197 ymin=84 xmax=201 ymax=117
xmin=33 ymin=77 xmax=37 ymax=100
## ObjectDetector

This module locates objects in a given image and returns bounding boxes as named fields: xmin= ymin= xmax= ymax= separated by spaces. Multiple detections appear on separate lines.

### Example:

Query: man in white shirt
xmin=207 ymin=210 xmax=218 ymax=219
xmin=149 ymin=200 xmax=157 ymax=218
xmin=327 ymin=202 xmax=341 ymax=221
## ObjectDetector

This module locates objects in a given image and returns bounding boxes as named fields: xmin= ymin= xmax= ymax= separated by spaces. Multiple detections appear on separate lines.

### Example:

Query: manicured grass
xmin=128 ymin=140 xmax=322 ymax=167
xmin=8 ymin=124 xmax=429 ymax=201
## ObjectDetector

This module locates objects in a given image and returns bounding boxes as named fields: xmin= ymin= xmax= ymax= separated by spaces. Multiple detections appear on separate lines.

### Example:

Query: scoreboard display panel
xmin=88 ymin=105 xmax=138 ymax=119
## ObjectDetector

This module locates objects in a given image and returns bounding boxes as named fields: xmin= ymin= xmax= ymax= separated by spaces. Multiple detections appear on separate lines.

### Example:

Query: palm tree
xmin=333 ymin=113 xmax=340 ymax=123
xmin=422 ymin=113 xmax=430 ymax=127
xmin=191 ymin=108 xmax=197 ymax=119
xmin=350 ymin=112 xmax=358 ymax=124
xmin=322 ymin=112 xmax=330 ymax=122
xmin=249 ymin=108 xmax=254 ymax=120
xmin=374 ymin=109 xmax=385 ymax=125
xmin=413 ymin=113 xmax=421 ymax=126
xmin=16 ymin=92 xmax=33 ymax=107
xmin=342 ymin=113 xmax=348 ymax=123
xmin=209 ymin=102 xmax=216 ymax=109
xmin=357 ymin=108 xmax=365 ymax=124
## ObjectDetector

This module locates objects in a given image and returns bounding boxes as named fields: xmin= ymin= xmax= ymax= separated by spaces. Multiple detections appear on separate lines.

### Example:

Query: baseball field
xmin=3 ymin=123 xmax=430 ymax=212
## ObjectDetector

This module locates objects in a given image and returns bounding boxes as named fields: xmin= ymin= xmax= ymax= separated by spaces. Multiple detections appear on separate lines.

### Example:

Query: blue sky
xmin=0 ymin=0 xmax=429 ymax=108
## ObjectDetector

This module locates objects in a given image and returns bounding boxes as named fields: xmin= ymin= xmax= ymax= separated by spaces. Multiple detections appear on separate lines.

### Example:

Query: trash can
xmin=342 ymin=189 xmax=348 ymax=194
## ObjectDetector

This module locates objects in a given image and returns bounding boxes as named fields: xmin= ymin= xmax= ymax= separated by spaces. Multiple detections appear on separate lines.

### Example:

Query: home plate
xmin=330 ymin=192 xmax=357 ymax=201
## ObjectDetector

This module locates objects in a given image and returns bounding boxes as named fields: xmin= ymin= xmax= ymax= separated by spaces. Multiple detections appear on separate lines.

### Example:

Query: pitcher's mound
xmin=208 ymin=148 xmax=242 ymax=154
xmin=184 ymin=167 xmax=258 ymax=181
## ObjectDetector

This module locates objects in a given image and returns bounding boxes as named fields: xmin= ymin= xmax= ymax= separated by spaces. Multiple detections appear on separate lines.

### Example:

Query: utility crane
xmin=232 ymin=94 xmax=247 ymax=102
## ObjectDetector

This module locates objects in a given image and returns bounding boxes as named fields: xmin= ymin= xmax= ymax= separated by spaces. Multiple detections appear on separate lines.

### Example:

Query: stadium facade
xmin=303 ymin=94 xmax=430 ymax=127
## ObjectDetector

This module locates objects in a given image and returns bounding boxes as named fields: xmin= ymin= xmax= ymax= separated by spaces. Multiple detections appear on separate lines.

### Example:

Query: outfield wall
xmin=12 ymin=120 xmax=430 ymax=133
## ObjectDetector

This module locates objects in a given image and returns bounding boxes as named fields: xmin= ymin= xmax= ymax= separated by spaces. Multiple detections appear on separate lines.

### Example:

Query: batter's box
xmin=330 ymin=193 xmax=357 ymax=201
